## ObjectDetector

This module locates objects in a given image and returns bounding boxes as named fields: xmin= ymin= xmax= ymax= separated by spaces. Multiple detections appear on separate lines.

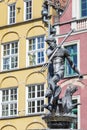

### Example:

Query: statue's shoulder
xmin=62 ymin=47 xmax=70 ymax=56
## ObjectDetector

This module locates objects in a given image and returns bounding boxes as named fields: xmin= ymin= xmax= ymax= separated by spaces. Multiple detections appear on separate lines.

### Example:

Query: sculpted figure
xmin=43 ymin=37 xmax=83 ymax=113
xmin=62 ymin=85 xmax=80 ymax=114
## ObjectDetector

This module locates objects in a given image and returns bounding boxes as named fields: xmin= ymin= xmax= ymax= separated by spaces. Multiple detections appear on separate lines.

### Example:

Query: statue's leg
xmin=49 ymin=74 xmax=60 ymax=92
xmin=42 ymin=103 xmax=53 ymax=112
xmin=48 ymin=74 xmax=60 ymax=106
xmin=45 ymin=85 xmax=52 ymax=98
xmin=53 ymin=71 xmax=64 ymax=102
xmin=53 ymin=86 xmax=62 ymax=102
xmin=44 ymin=71 xmax=63 ymax=113
xmin=45 ymin=63 xmax=54 ymax=98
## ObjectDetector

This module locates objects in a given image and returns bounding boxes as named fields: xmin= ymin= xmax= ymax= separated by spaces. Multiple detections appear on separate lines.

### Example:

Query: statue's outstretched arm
xmin=66 ymin=56 xmax=83 ymax=79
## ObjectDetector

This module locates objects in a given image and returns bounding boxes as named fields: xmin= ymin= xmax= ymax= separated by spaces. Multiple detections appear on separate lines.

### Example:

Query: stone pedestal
xmin=42 ymin=113 xmax=77 ymax=129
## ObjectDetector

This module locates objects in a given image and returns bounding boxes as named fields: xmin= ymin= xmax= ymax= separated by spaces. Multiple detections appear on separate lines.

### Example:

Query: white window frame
xmin=1 ymin=41 xmax=19 ymax=71
xmin=24 ymin=0 xmax=32 ymax=21
xmin=26 ymin=84 xmax=45 ymax=115
xmin=72 ymin=0 xmax=81 ymax=19
xmin=64 ymin=40 xmax=80 ymax=77
xmin=72 ymin=0 xmax=87 ymax=19
xmin=0 ymin=87 xmax=18 ymax=118
xmin=26 ymin=35 xmax=46 ymax=67
xmin=72 ymin=95 xmax=80 ymax=129
xmin=8 ymin=3 xmax=16 ymax=24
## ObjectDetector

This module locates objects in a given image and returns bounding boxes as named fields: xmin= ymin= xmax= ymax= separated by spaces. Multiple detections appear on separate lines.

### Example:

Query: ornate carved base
xmin=42 ymin=113 xmax=77 ymax=129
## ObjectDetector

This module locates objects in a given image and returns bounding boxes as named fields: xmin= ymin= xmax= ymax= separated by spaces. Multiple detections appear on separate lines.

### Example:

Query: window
xmin=64 ymin=44 xmax=78 ymax=77
xmin=71 ymin=96 xmax=80 ymax=129
xmin=24 ymin=0 xmax=32 ymax=20
xmin=27 ymin=36 xmax=45 ymax=66
xmin=26 ymin=84 xmax=45 ymax=114
xmin=81 ymin=0 xmax=87 ymax=17
xmin=2 ymin=41 xmax=18 ymax=71
xmin=8 ymin=3 xmax=16 ymax=24
xmin=0 ymin=88 xmax=18 ymax=117
xmin=71 ymin=99 xmax=78 ymax=129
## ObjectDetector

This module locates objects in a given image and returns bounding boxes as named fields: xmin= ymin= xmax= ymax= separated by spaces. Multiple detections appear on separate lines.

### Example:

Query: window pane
xmin=71 ymin=99 xmax=78 ymax=129
xmin=64 ymin=44 xmax=77 ymax=76
xmin=11 ymin=42 xmax=18 ymax=54
xmin=11 ymin=56 xmax=18 ymax=68
xmin=37 ymin=51 xmax=44 ymax=64
xmin=2 ymin=104 xmax=9 ymax=116
xmin=10 ymin=103 xmax=17 ymax=115
xmin=28 ymin=101 xmax=35 ymax=113
xmin=28 ymin=86 xmax=35 ymax=99
xmin=28 ymin=36 xmax=45 ymax=66
xmin=10 ymin=88 xmax=17 ymax=100
xmin=25 ymin=0 xmax=32 ymax=20
xmin=37 ymin=37 xmax=44 ymax=49
xmin=2 ymin=41 xmax=18 ymax=70
xmin=3 ymin=58 xmax=10 ymax=70
xmin=2 ymin=90 xmax=9 ymax=101
xmin=9 ymin=4 xmax=15 ymax=24
xmin=28 ymin=53 xmax=36 ymax=66
xmin=29 ymin=39 xmax=36 ymax=51
xmin=37 ymin=84 xmax=44 ymax=97
xmin=1 ymin=88 xmax=17 ymax=117
xmin=27 ymin=84 xmax=44 ymax=114
xmin=81 ymin=0 xmax=87 ymax=17
xmin=3 ymin=44 xmax=10 ymax=56
xmin=37 ymin=100 xmax=44 ymax=112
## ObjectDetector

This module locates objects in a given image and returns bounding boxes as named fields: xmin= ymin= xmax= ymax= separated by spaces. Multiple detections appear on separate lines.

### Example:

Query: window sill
xmin=0 ymin=113 xmax=45 ymax=120
xmin=0 ymin=115 xmax=18 ymax=120
xmin=0 ymin=64 xmax=46 ymax=74
xmin=0 ymin=17 xmax=42 ymax=29
xmin=64 ymin=74 xmax=79 ymax=79
xmin=25 ymin=112 xmax=45 ymax=117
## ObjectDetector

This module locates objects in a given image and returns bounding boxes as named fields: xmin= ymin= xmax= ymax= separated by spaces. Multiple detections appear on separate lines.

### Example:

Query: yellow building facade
xmin=0 ymin=0 xmax=86 ymax=130
xmin=0 ymin=0 xmax=49 ymax=129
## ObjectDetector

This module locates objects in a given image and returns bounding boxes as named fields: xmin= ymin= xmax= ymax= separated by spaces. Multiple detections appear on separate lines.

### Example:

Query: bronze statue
xmin=41 ymin=0 xmax=83 ymax=115
xmin=41 ymin=1 xmax=83 ymax=129
xmin=42 ymin=36 xmax=83 ymax=114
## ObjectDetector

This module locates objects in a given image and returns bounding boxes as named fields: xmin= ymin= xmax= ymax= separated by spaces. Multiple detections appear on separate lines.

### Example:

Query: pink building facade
xmin=55 ymin=0 xmax=87 ymax=129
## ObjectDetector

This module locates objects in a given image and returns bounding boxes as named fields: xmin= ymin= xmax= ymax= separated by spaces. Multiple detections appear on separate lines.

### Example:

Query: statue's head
xmin=45 ymin=37 xmax=57 ymax=48
xmin=65 ymin=84 xmax=78 ymax=96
